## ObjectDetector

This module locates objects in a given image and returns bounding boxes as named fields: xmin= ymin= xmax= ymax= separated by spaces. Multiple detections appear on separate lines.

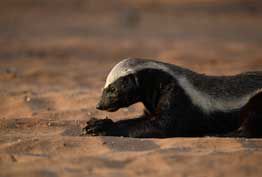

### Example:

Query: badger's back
xmin=105 ymin=58 xmax=262 ymax=114
xmin=136 ymin=58 xmax=262 ymax=114
xmin=173 ymin=68 xmax=262 ymax=114
xmin=187 ymin=71 xmax=262 ymax=99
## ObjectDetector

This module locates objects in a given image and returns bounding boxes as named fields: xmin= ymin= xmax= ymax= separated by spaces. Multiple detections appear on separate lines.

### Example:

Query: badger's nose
xmin=96 ymin=101 xmax=103 ymax=110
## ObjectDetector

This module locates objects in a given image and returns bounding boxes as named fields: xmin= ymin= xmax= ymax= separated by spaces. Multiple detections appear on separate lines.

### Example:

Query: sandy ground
xmin=1 ymin=1 xmax=262 ymax=177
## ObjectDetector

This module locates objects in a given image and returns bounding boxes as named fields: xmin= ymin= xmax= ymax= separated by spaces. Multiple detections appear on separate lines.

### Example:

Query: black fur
xmin=82 ymin=58 xmax=262 ymax=138
xmin=237 ymin=92 xmax=262 ymax=137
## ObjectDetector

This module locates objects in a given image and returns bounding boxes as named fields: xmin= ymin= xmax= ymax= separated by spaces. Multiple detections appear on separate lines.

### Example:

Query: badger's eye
xmin=109 ymin=87 xmax=117 ymax=93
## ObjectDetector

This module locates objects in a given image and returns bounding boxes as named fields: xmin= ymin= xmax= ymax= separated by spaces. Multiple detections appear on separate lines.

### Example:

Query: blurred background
xmin=1 ymin=1 xmax=262 ymax=177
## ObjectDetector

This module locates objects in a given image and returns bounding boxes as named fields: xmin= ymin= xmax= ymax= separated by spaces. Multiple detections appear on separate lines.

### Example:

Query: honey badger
xmin=82 ymin=58 xmax=262 ymax=138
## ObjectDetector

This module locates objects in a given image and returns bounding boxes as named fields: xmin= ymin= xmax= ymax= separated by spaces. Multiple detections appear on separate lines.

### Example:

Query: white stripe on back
xmin=104 ymin=58 xmax=260 ymax=114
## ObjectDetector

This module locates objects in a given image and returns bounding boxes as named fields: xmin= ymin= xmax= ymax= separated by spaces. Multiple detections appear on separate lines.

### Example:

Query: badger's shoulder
xmin=105 ymin=58 xmax=262 ymax=114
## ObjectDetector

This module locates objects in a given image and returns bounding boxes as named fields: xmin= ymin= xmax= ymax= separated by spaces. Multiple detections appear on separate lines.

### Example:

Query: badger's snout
xmin=96 ymin=100 xmax=104 ymax=110
xmin=96 ymin=95 xmax=120 ymax=112
xmin=96 ymin=73 xmax=140 ymax=112
xmin=96 ymin=101 xmax=119 ymax=112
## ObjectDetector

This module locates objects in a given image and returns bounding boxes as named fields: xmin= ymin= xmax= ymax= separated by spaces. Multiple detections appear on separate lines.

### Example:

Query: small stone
xmin=25 ymin=96 xmax=31 ymax=102
xmin=74 ymin=120 xmax=80 ymax=125
xmin=9 ymin=154 xmax=17 ymax=162
xmin=122 ymin=108 xmax=129 ymax=112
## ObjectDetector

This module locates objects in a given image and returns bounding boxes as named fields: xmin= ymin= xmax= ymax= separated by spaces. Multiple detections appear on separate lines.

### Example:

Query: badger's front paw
xmin=81 ymin=117 xmax=115 ymax=136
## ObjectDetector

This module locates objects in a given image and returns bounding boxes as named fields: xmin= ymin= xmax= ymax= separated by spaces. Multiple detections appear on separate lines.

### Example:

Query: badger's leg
xmin=81 ymin=114 xmax=172 ymax=138
xmin=236 ymin=92 xmax=262 ymax=138
xmin=81 ymin=116 xmax=147 ymax=137
xmin=82 ymin=84 xmax=179 ymax=138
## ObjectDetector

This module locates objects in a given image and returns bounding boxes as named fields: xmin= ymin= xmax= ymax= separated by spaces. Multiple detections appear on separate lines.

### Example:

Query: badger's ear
xmin=130 ymin=74 xmax=139 ymax=88
xmin=125 ymin=74 xmax=139 ymax=89
xmin=121 ymin=74 xmax=138 ymax=88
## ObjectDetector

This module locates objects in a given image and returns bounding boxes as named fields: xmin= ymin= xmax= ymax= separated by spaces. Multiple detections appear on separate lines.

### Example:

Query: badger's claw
xmin=81 ymin=117 xmax=115 ymax=136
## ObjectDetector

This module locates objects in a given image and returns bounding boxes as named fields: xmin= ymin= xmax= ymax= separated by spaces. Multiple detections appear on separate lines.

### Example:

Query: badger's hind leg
xmin=237 ymin=92 xmax=262 ymax=138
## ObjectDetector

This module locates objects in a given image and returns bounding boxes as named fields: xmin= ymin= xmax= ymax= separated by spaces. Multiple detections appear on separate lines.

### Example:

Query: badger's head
xmin=96 ymin=59 xmax=141 ymax=112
